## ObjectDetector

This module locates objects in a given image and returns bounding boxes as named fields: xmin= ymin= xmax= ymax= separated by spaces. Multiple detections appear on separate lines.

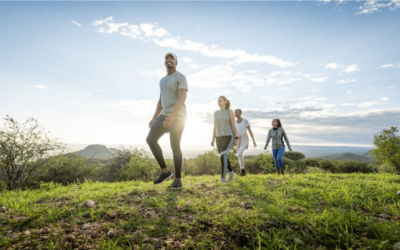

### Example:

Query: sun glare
xmin=181 ymin=115 xmax=213 ymax=146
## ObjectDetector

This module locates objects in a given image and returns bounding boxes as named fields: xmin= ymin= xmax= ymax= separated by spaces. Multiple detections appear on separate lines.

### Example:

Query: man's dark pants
xmin=146 ymin=115 xmax=185 ymax=178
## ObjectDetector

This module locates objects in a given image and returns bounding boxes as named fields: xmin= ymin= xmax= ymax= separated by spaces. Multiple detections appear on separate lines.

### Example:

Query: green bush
xmin=284 ymin=151 xmax=305 ymax=161
xmin=304 ymin=158 xmax=319 ymax=167
xmin=118 ymin=148 xmax=159 ymax=182
xmin=101 ymin=148 xmax=140 ymax=182
xmin=280 ymin=157 xmax=306 ymax=173
xmin=335 ymin=160 xmax=374 ymax=173
xmin=318 ymin=159 xmax=338 ymax=173
xmin=259 ymin=153 xmax=276 ymax=173
xmin=32 ymin=154 xmax=96 ymax=187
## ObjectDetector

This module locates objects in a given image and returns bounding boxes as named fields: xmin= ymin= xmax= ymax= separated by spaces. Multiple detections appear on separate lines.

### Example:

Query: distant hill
xmin=318 ymin=152 xmax=372 ymax=162
xmin=73 ymin=144 xmax=120 ymax=159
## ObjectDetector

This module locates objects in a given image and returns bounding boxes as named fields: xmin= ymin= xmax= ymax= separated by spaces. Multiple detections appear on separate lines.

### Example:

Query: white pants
xmin=236 ymin=134 xmax=249 ymax=170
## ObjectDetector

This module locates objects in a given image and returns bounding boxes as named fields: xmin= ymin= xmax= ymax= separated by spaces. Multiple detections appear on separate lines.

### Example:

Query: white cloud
xmin=378 ymin=63 xmax=400 ymax=69
xmin=261 ymin=95 xmax=337 ymax=118
xmin=71 ymin=20 xmax=82 ymax=27
xmin=97 ymin=90 xmax=109 ymax=94
xmin=107 ymin=99 xmax=157 ymax=118
xmin=303 ymin=74 xmax=329 ymax=83
xmin=341 ymin=97 xmax=390 ymax=107
xmin=343 ymin=64 xmax=360 ymax=73
xmin=317 ymin=0 xmax=400 ymax=15
xmin=345 ymin=90 xmax=352 ymax=95
xmin=31 ymin=84 xmax=48 ymax=89
xmin=336 ymin=79 xmax=356 ymax=84
xmin=326 ymin=62 xmax=360 ymax=74
xmin=141 ymin=69 xmax=165 ymax=78
xmin=378 ymin=63 xmax=394 ymax=68
xmin=182 ymin=57 xmax=193 ymax=63
xmin=325 ymin=62 xmax=339 ymax=70
xmin=356 ymin=0 xmax=400 ymax=15
xmin=142 ymin=62 xmax=328 ymax=92
xmin=311 ymin=86 xmax=321 ymax=93
xmin=92 ymin=17 xmax=297 ymax=68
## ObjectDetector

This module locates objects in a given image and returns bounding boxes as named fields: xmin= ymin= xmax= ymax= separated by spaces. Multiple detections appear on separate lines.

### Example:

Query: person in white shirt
xmin=234 ymin=109 xmax=257 ymax=176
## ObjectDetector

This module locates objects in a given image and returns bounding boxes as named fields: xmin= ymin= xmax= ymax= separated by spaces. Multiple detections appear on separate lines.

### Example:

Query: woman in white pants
xmin=234 ymin=109 xmax=257 ymax=176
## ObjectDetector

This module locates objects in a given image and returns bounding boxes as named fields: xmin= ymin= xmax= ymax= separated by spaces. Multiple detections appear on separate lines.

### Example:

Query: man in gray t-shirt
xmin=146 ymin=52 xmax=188 ymax=189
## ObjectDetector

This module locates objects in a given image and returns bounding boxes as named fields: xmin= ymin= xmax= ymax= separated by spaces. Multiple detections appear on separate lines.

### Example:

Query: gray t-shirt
xmin=214 ymin=109 xmax=233 ymax=137
xmin=159 ymin=71 xmax=188 ymax=118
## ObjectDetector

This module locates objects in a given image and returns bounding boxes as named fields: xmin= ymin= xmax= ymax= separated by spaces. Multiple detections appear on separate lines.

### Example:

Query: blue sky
xmin=1 ymin=1 xmax=399 ymax=150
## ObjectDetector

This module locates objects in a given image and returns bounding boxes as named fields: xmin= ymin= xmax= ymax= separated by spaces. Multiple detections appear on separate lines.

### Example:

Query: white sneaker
xmin=220 ymin=178 xmax=227 ymax=183
xmin=229 ymin=171 xmax=234 ymax=181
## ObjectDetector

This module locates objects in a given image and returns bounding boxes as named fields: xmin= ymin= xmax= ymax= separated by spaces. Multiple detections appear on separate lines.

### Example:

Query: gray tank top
xmin=214 ymin=110 xmax=233 ymax=137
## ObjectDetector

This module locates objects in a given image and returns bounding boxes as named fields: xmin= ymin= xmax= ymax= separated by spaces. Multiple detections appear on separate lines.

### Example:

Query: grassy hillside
xmin=1 ymin=174 xmax=400 ymax=249
xmin=318 ymin=152 xmax=372 ymax=162
xmin=73 ymin=145 xmax=120 ymax=159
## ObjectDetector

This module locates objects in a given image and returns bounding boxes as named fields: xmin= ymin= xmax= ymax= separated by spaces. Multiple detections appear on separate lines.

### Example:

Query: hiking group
xmin=146 ymin=53 xmax=292 ymax=189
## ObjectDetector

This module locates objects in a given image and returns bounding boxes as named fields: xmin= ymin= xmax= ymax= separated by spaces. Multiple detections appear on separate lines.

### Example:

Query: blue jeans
xmin=272 ymin=147 xmax=285 ymax=171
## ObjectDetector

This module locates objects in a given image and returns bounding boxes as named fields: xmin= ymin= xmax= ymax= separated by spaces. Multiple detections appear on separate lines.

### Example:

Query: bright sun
xmin=180 ymin=115 xmax=213 ymax=146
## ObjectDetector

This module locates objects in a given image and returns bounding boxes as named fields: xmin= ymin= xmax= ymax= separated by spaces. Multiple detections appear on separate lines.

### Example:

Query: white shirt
xmin=235 ymin=118 xmax=250 ymax=135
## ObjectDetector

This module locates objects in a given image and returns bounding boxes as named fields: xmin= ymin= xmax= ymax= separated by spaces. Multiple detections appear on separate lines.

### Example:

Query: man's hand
xmin=264 ymin=146 xmax=267 ymax=151
xmin=211 ymin=140 xmax=215 ymax=147
xmin=149 ymin=118 xmax=155 ymax=128
xmin=163 ymin=115 xmax=175 ymax=128
xmin=254 ymin=142 xmax=257 ymax=148
xmin=289 ymin=149 xmax=293 ymax=152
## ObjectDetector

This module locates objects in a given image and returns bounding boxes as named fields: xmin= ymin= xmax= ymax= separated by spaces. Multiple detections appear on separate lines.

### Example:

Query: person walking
xmin=146 ymin=53 xmax=188 ymax=189
xmin=211 ymin=96 xmax=239 ymax=183
xmin=234 ymin=109 xmax=257 ymax=176
xmin=264 ymin=119 xmax=292 ymax=175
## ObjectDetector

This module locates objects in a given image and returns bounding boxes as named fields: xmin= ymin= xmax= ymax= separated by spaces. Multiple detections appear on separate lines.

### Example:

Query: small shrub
xmin=318 ymin=159 xmax=338 ymax=173
xmin=285 ymin=151 xmax=306 ymax=161
xmin=32 ymin=154 xmax=96 ymax=187
xmin=305 ymin=158 xmax=319 ymax=167
xmin=335 ymin=160 xmax=372 ymax=173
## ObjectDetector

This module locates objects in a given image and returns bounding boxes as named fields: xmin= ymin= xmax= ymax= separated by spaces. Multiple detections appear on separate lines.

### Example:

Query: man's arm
xmin=163 ymin=89 xmax=187 ymax=128
xmin=149 ymin=96 xmax=162 ymax=128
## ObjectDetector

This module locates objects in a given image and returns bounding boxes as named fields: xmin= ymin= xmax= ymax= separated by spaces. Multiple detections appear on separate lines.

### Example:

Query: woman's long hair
xmin=219 ymin=96 xmax=230 ymax=109
xmin=273 ymin=119 xmax=282 ymax=127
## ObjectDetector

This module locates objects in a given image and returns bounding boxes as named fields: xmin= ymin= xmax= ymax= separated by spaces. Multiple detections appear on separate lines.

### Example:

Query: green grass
xmin=0 ymin=173 xmax=400 ymax=249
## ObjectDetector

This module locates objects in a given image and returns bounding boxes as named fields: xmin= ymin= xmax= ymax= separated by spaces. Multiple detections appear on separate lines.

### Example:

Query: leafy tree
xmin=0 ymin=116 xmax=64 ymax=190
xmin=372 ymin=126 xmax=400 ymax=173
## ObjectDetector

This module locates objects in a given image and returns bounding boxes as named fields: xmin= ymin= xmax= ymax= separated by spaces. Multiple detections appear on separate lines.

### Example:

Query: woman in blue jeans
xmin=264 ymin=119 xmax=292 ymax=175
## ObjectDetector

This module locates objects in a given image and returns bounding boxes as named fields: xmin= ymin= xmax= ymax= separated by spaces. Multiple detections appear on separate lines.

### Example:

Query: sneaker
xmin=168 ymin=179 xmax=182 ymax=189
xmin=154 ymin=171 xmax=173 ymax=184
xmin=220 ymin=178 xmax=227 ymax=183
xmin=228 ymin=171 xmax=234 ymax=181
xmin=241 ymin=169 xmax=246 ymax=176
